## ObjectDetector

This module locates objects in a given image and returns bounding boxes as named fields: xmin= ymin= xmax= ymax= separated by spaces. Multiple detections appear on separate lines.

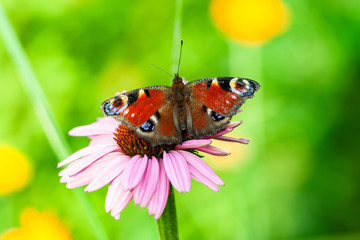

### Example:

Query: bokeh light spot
xmin=1 ymin=208 xmax=72 ymax=240
xmin=0 ymin=145 xmax=33 ymax=195
xmin=210 ymin=0 xmax=290 ymax=44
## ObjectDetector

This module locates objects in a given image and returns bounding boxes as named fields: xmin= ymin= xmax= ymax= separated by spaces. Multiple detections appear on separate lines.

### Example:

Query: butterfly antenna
xmin=150 ymin=63 xmax=173 ymax=78
xmin=176 ymin=39 xmax=184 ymax=79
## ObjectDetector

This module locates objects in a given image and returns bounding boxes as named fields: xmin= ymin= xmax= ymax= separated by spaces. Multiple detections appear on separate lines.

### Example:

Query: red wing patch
xmin=122 ymin=90 xmax=167 ymax=126
xmin=190 ymin=81 xmax=240 ymax=116
xmin=102 ymin=88 xmax=169 ymax=127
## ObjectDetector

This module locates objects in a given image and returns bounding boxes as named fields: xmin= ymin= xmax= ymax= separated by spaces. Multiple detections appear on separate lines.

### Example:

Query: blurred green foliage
xmin=1 ymin=0 xmax=360 ymax=239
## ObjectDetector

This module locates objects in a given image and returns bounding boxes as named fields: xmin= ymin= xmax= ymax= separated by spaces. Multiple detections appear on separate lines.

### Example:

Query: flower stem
xmin=157 ymin=185 xmax=179 ymax=240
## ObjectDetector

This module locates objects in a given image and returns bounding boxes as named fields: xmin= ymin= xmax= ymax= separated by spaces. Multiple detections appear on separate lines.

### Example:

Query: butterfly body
xmin=101 ymin=76 xmax=260 ymax=146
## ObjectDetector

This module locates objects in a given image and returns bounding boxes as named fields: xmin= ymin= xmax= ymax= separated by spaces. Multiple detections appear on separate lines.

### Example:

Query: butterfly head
xmin=173 ymin=73 xmax=183 ymax=84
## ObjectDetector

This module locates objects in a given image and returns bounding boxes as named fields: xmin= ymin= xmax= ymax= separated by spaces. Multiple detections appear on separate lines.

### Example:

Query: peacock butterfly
xmin=101 ymin=74 xmax=260 ymax=146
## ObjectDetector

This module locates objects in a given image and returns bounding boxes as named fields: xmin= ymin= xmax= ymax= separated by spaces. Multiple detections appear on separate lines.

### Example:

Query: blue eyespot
xmin=211 ymin=112 xmax=225 ymax=121
xmin=140 ymin=120 xmax=155 ymax=132
xmin=103 ymin=102 xmax=120 ymax=115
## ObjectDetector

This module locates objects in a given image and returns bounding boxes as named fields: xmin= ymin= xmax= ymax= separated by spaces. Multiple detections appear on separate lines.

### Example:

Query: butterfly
xmin=101 ymin=74 xmax=260 ymax=146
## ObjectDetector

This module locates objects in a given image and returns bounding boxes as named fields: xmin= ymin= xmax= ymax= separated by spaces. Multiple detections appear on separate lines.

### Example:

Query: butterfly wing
xmin=185 ymin=77 xmax=260 ymax=138
xmin=101 ymin=86 xmax=182 ymax=146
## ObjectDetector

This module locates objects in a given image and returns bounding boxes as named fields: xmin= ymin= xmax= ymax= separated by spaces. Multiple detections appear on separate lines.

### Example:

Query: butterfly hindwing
xmin=186 ymin=97 xmax=231 ymax=138
xmin=101 ymin=85 xmax=182 ymax=146
xmin=134 ymin=101 xmax=182 ymax=146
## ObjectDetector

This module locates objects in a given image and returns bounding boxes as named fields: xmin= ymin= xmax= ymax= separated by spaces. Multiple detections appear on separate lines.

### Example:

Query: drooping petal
xmin=179 ymin=150 xmax=224 ymax=186
xmin=58 ymin=144 xmax=117 ymax=167
xmin=58 ymin=145 xmax=119 ymax=177
xmin=122 ymin=155 xmax=148 ymax=190
xmin=195 ymin=145 xmax=230 ymax=156
xmin=148 ymin=158 xmax=170 ymax=219
xmin=175 ymin=139 xmax=212 ymax=150
xmin=189 ymin=165 xmax=219 ymax=191
xmin=201 ymin=121 xmax=243 ymax=139
xmin=65 ymin=153 xmax=129 ymax=189
xmin=105 ymin=175 xmax=122 ymax=212
xmin=212 ymin=136 xmax=249 ymax=144
xmin=225 ymin=120 xmax=243 ymax=129
xmin=108 ymin=176 xmax=133 ymax=217
xmin=133 ymin=156 xmax=159 ymax=208
xmin=163 ymin=151 xmax=191 ymax=193
xmin=85 ymin=153 xmax=131 ymax=192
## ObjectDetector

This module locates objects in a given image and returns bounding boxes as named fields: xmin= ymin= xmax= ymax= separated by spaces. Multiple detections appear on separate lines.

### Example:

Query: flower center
xmin=114 ymin=125 xmax=175 ymax=158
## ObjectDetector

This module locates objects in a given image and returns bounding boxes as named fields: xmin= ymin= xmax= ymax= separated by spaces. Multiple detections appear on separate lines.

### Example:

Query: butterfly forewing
xmin=186 ymin=77 xmax=260 ymax=117
xmin=101 ymin=86 xmax=170 ymax=130
xmin=185 ymin=77 xmax=260 ymax=138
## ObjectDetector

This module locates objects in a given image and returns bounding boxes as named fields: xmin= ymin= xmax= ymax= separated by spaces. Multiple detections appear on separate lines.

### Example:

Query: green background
xmin=1 ymin=0 xmax=360 ymax=239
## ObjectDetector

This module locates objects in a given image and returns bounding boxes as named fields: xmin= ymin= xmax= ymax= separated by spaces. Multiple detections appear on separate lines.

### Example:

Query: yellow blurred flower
xmin=210 ymin=0 xmax=290 ymax=44
xmin=1 ymin=208 xmax=72 ymax=240
xmin=0 ymin=145 xmax=33 ymax=195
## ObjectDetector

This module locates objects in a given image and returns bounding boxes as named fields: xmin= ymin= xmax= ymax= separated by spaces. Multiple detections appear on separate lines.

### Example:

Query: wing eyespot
xmin=211 ymin=111 xmax=225 ymax=121
xmin=140 ymin=120 xmax=155 ymax=132
xmin=103 ymin=100 xmax=122 ymax=115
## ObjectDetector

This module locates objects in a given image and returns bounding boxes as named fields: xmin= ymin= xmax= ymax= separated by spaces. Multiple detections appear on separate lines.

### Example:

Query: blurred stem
xmin=157 ymin=185 xmax=179 ymax=240
xmin=170 ymin=0 xmax=183 ymax=74
xmin=0 ymin=4 xmax=70 ymax=160
xmin=0 ymin=3 xmax=108 ymax=240
xmin=228 ymin=42 xmax=268 ymax=240
xmin=0 ymin=197 xmax=12 ymax=233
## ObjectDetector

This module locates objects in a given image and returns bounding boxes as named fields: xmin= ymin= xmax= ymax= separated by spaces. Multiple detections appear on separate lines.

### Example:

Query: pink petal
xmin=69 ymin=123 xmax=117 ymax=136
xmin=195 ymin=145 xmax=230 ymax=156
xmin=226 ymin=121 xmax=242 ymax=129
xmin=65 ymin=154 xmax=129 ymax=189
xmin=189 ymin=165 xmax=219 ymax=191
xmin=58 ymin=144 xmax=117 ymax=167
xmin=148 ymin=159 xmax=170 ymax=219
xmin=163 ymin=151 xmax=191 ymax=193
xmin=212 ymin=136 xmax=249 ymax=144
xmin=105 ymin=174 xmax=123 ymax=212
xmin=109 ymin=180 xmax=133 ymax=217
xmin=179 ymin=150 xmax=224 ymax=186
xmin=200 ymin=121 xmax=243 ymax=139
xmin=122 ymin=155 xmax=148 ymax=190
xmin=133 ymin=156 xmax=159 ymax=208
xmin=175 ymin=139 xmax=212 ymax=150
xmin=59 ymin=145 xmax=119 ymax=176
xmin=89 ymin=134 xmax=117 ymax=146
xmin=96 ymin=117 xmax=118 ymax=124
xmin=85 ymin=153 xmax=131 ymax=192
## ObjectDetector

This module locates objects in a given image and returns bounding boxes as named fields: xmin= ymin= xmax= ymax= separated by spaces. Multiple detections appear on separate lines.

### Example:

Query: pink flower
xmin=58 ymin=117 xmax=248 ymax=219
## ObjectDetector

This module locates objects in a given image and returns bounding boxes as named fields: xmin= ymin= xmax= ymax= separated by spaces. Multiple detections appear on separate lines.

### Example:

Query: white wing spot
xmin=131 ymin=113 xmax=135 ymax=117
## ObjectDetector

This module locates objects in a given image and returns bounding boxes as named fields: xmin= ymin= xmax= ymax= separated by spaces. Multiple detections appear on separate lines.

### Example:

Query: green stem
xmin=157 ymin=185 xmax=179 ymax=240
xmin=170 ymin=0 xmax=183 ymax=74
xmin=0 ymin=3 xmax=108 ymax=240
